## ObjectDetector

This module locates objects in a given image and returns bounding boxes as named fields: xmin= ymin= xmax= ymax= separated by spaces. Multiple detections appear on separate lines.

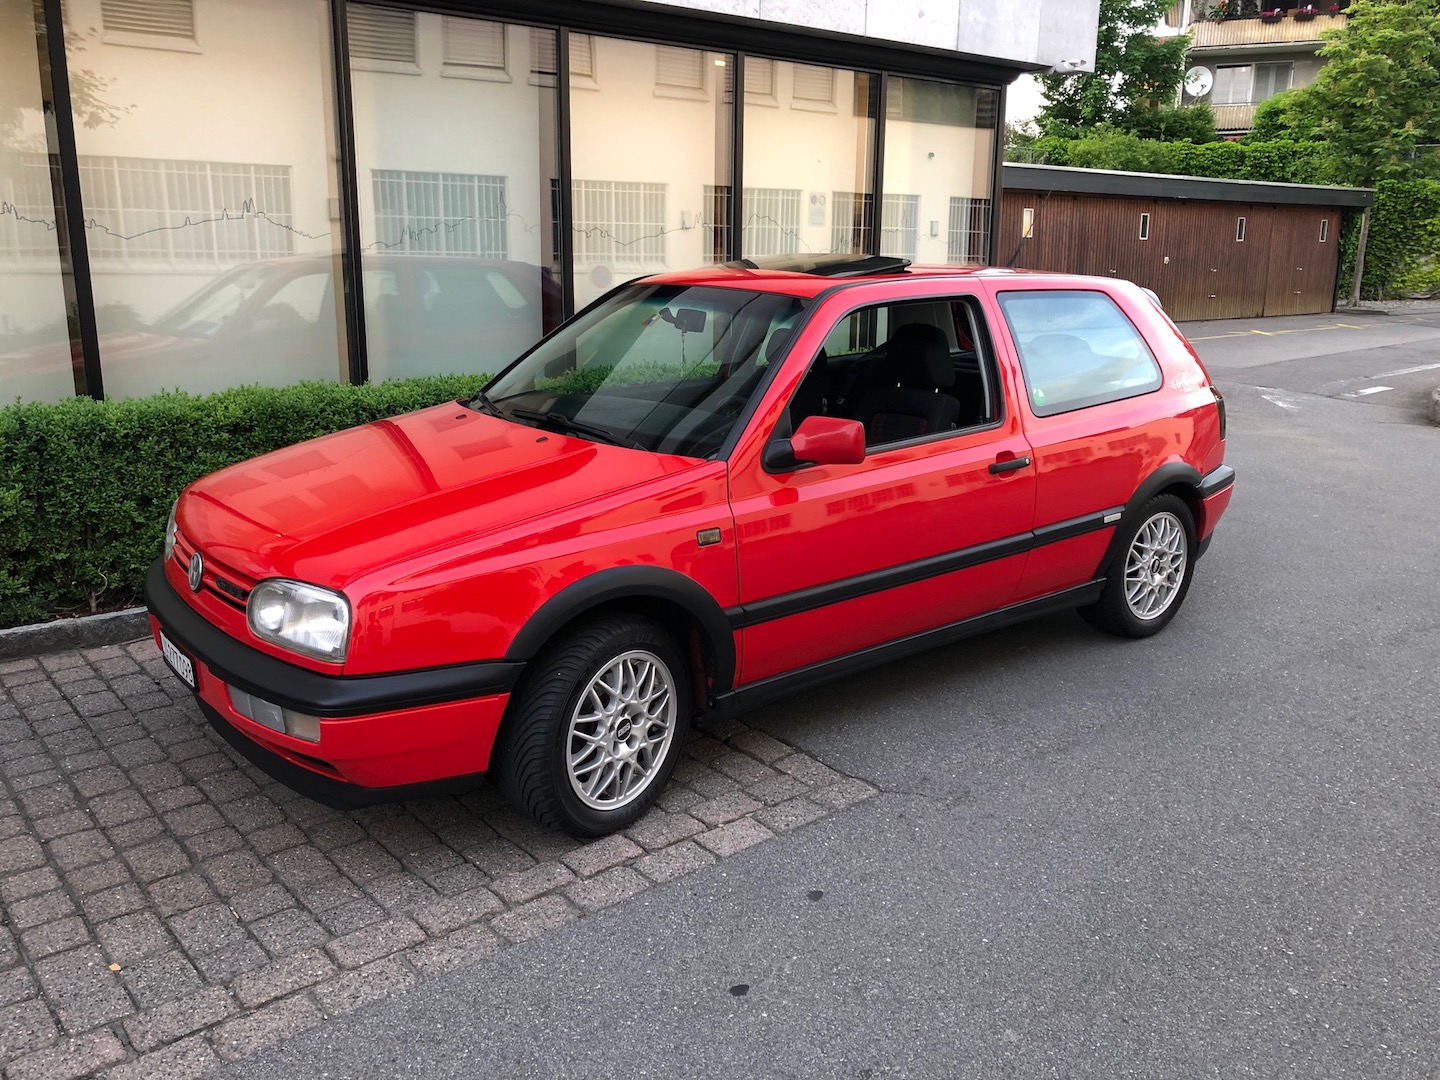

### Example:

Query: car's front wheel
xmin=1081 ymin=493 xmax=1196 ymax=638
xmin=496 ymin=614 xmax=691 ymax=836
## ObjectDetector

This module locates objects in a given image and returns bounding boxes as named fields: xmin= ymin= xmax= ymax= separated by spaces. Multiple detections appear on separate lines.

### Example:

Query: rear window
xmin=998 ymin=290 xmax=1162 ymax=417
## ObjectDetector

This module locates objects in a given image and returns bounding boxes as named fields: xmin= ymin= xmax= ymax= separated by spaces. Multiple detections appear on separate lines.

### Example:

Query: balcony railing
xmin=1190 ymin=12 xmax=1347 ymax=48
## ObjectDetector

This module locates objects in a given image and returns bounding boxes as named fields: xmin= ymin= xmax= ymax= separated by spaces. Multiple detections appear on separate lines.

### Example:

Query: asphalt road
xmin=227 ymin=310 xmax=1440 ymax=1080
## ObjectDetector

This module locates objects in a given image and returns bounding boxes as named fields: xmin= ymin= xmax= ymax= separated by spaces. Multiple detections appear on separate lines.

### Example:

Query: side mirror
xmin=765 ymin=415 xmax=866 ymax=471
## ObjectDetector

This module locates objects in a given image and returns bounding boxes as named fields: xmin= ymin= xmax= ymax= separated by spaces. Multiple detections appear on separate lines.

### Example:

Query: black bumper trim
xmin=1200 ymin=464 xmax=1236 ymax=499
xmin=144 ymin=559 xmax=523 ymax=719
xmin=197 ymin=699 xmax=487 ymax=809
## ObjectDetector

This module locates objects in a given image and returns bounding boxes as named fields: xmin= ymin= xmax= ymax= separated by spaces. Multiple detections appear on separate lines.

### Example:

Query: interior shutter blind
xmin=348 ymin=7 xmax=417 ymax=64
xmin=444 ymin=18 xmax=505 ymax=69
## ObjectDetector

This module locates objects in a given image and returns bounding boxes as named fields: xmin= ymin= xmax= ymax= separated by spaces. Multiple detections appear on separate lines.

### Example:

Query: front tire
xmin=495 ymin=614 xmax=691 ymax=837
xmin=1080 ymin=494 xmax=1196 ymax=638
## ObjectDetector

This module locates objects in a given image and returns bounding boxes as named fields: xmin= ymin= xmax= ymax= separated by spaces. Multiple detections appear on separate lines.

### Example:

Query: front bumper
xmin=144 ymin=559 xmax=522 ymax=799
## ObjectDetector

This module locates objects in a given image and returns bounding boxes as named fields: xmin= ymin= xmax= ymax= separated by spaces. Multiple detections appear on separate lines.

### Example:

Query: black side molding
xmin=1200 ymin=464 xmax=1236 ymax=499
xmin=144 ymin=560 xmax=523 ymax=718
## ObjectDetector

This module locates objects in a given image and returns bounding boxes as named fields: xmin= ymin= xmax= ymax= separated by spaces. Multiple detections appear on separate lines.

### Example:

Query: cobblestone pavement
xmin=0 ymin=640 xmax=876 ymax=1079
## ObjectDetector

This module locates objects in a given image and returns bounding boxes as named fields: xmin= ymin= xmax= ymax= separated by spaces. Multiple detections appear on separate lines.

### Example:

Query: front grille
xmin=172 ymin=530 xmax=255 ymax=611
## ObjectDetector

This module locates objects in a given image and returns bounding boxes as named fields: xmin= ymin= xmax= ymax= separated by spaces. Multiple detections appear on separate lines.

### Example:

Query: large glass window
xmin=61 ymin=0 xmax=347 ymax=399
xmin=350 ymin=10 xmax=563 ymax=382
xmin=744 ymin=61 xmax=877 ymax=258
xmin=1213 ymin=62 xmax=1293 ymax=106
xmin=882 ymin=76 xmax=998 ymax=267
xmin=0 ymin=3 xmax=81 ymax=403
xmin=569 ymin=37 xmax=732 ymax=307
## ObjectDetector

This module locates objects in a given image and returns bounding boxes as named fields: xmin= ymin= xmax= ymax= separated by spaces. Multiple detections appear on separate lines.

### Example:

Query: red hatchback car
xmin=146 ymin=255 xmax=1234 ymax=836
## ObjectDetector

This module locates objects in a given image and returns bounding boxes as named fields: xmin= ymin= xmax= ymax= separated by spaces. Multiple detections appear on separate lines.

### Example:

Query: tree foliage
xmin=1037 ymin=0 xmax=1194 ymax=138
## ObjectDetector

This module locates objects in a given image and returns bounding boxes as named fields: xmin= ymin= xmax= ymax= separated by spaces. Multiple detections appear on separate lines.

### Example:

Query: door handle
xmin=989 ymin=455 xmax=1032 ymax=475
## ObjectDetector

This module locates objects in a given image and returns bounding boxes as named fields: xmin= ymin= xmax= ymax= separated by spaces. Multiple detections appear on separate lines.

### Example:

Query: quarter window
xmin=998 ymin=290 xmax=1163 ymax=417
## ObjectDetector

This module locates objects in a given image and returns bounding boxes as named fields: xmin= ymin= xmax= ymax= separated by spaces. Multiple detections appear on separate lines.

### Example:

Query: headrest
xmin=887 ymin=325 xmax=954 ymax=389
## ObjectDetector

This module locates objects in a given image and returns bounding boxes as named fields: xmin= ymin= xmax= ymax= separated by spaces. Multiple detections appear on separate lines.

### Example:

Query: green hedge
xmin=1014 ymin=135 xmax=1334 ymax=185
xmin=0 ymin=374 xmax=488 ymax=628
xmin=1343 ymin=179 xmax=1440 ymax=300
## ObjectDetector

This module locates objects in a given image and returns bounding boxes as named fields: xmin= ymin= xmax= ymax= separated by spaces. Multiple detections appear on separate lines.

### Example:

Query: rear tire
xmin=1080 ymin=494 xmax=1196 ymax=639
xmin=495 ymin=614 xmax=691 ymax=837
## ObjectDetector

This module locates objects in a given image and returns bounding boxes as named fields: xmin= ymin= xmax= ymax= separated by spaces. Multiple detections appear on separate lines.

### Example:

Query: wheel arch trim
xmin=1094 ymin=462 xmax=1203 ymax=578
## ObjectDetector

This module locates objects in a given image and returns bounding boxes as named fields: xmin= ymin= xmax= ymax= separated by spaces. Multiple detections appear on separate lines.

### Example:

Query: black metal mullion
xmin=39 ymin=0 xmax=103 ymax=399
xmin=556 ymin=26 xmax=576 ymax=319
xmin=988 ymin=82 xmax=1008 ymax=267
xmin=729 ymin=53 xmax=744 ymax=262
xmin=329 ymin=1 xmax=369 ymax=385
xmin=871 ymin=71 xmax=887 ymax=259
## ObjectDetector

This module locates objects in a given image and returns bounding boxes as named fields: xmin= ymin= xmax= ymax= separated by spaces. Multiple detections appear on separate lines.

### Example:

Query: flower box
xmin=1294 ymin=4 xmax=1319 ymax=19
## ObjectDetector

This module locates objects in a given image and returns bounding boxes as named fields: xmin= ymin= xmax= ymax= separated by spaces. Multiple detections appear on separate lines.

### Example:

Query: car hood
xmin=179 ymin=403 xmax=700 ymax=589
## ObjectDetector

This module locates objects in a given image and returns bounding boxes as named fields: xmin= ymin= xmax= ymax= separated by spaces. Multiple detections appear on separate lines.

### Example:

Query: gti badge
xmin=188 ymin=552 xmax=204 ymax=592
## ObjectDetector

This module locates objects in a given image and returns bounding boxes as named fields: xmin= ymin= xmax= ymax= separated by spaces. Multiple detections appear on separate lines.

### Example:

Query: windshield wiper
xmin=505 ymin=407 xmax=642 ymax=450
xmin=468 ymin=389 xmax=502 ymax=417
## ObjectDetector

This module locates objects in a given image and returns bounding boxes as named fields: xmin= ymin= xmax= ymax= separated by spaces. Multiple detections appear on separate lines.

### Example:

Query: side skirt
xmin=707 ymin=580 xmax=1104 ymax=720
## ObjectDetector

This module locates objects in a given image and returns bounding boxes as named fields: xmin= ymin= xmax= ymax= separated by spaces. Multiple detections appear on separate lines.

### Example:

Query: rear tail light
xmin=1213 ymin=386 xmax=1227 ymax=441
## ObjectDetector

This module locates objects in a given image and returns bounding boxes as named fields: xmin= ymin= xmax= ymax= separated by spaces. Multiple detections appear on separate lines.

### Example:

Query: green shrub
xmin=0 ymin=374 xmax=488 ymax=628
xmin=1342 ymin=178 xmax=1440 ymax=300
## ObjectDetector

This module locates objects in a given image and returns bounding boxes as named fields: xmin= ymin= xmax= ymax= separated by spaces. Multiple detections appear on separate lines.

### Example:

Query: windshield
xmin=483 ymin=284 xmax=806 ymax=457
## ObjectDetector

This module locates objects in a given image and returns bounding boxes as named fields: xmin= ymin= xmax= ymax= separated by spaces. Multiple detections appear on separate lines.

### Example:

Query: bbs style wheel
xmin=1080 ymin=494 xmax=1196 ymax=639
xmin=495 ymin=613 xmax=691 ymax=837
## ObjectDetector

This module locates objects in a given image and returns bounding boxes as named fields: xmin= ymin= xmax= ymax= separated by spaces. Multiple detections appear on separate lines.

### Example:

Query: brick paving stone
xmin=97 ymin=911 xmax=174 ymax=965
xmin=692 ymin=791 xmax=764 ymax=827
xmin=107 ymin=817 xmax=166 ymax=849
xmin=66 ymin=859 xmax=131 ymax=896
xmin=203 ymin=851 xmax=272 ymax=897
xmin=807 ymin=776 xmax=878 ymax=810
xmin=192 ymin=939 xmax=268 ymax=984
xmin=671 ymin=761 xmax=739 ymax=798
xmin=325 ymin=917 xmax=426 ymax=969
xmin=183 ymin=825 xmax=245 ymax=862
xmin=211 ymin=994 xmax=323 ymax=1063
xmin=491 ymin=894 xmax=580 ymax=944
xmin=428 ymin=863 xmax=489 ymax=897
xmin=249 ymin=823 xmax=306 ymax=857
xmin=148 ymin=784 xmax=205 ymax=813
xmin=0 ymin=969 xmax=36 ymax=1009
xmin=280 ymin=799 xmax=337 ymax=829
xmin=773 ymin=752 xmax=842 ymax=787
xmin=0 ymin=999 xmax=57 ymax=1065
xmin=123 ymin=985 xmax=235 ymax=1053
xmin=491 ymin=863 xmax=576 ymax=906
xmin=147 ymin=873 xmax=218 ymax=918
xmin=294 ymin=876 xmax=364 ymax=916
xmin=21 ymin=917 xmax=91 ymax=960
xmin=565 ymin=866 xmax=650 ymax=912
xmin=561 ymin=834 xmax=644 ymax=878
xmin=634 ymin=839 xmax=720 ymax=884
xmin=0 ymin=816 xmax=25 ymax=840
xmin=71 ymin=690 xmax=124 ymax=717
xmin=728 ymin=729 xmax=792 ymax=764
xmin=34 ymin=945 xmax=134 ymax=1033
xmin=300 ymin=817 xmax=365 ymax=853
xmin=409 ymin=889 xmax=504 ymax=935
xmin=129 ymin=763 xmax=186 ymax=795
xmin=745 ymin=772 xmax=810 ymax=806
xmin=89 ymin=790 xmax=153 ymax=829
xmin=267 ymin=845 xmax=337 ymax=890
xmin=118 ymin=950 xmax=205 ymax=1010
xmin=197 ymin=772 xmax=260 ymax=805
xmin=1 ymin=755 xmax=49 ymax=781
xmin=0 ymin=836 xmax=46 ymax=875
xmin=695 ymin=817 xmax=776 ymax=858
xmin=250 ymin=910 xmax=329 ymax=959
xmin=755 ymin=796 xmax=829 ymax=834
xmin=364 ymin=873 xmax=439 ymax=914
xmin=655 ymin=785 xmax=704 ymax=813
xmin=329 ymin=840 xmax=401 ymax=882
xmin=106 ymin=1033 xmax=218 ymax=1080
xmin=229 ymin=884 xmax=294 ymax=924
xmin=711 ymin=751 xmax=778 ymax=787
xmin=107 ymin=739 xmax=167 ymax=770
xmin=407 ymin=922 xmax=503 ymax=977
xmin=163 ymin=803 xmax=226 ymax=838
xmin=464 ymin=835 xmax=536 ymax=878
xmin=682 ymin=735 xmax=728 ymax=762
xmin=72 ymin=765 xmax=130 ymax=799
xmin=32 ymin=810 xmax=93 ymax=842
xmin=5 ymin=1029 xmax=126 ymax=1080
xmin=123 ymin=837 xmax=191 ymax=883
xmin=9 ymin=890 xmax=76 ymax=930
xmin=317 ymin=899 xmax=386 ymax=936
xmin=313 ymin=955 xmax=416 ymax=1019
xmin=178 ymin=752 xmax=232 ymax=782
xmin=0 ymin=927 xmax=17 ymax=968
xmin=167 ymin=904 xmax=249 ymax=956
xmin=231 ymin=950 xmax=336 ymax=1009
xmin=485 ymin=816 xmax=581 ymax=863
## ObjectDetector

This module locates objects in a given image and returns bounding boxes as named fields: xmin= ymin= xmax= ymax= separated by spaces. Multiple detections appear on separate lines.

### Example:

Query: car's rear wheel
xmin=496 ymin=613 xmax=691 ymax=837
xmin=1080 ymin=494 xmax=1195 ymax=638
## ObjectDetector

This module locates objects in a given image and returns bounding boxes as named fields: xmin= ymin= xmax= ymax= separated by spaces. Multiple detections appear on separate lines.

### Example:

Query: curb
xmin=1431 ymin=387 xmax=1440 ymax=426
xmin=0 ymin=606 xmax=151 ymax=660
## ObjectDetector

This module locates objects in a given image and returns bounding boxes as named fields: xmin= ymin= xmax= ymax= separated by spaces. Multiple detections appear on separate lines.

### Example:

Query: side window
xmin=792 ymin=295 xmax=1001 ymax=449
xmin=997 ymin=290 xmax=1163 ymax=417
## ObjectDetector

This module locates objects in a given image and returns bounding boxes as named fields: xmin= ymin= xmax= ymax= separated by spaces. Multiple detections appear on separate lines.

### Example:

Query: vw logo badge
xmin=188 ymin=552 xmax=204 ymax=593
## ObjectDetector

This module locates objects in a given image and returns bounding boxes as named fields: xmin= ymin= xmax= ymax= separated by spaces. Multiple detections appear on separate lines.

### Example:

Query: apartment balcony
xmin=1211 ymin=103 xmax=1259 ymax=132
xmin=1190 ymin=13 xmax=1346 ymax=50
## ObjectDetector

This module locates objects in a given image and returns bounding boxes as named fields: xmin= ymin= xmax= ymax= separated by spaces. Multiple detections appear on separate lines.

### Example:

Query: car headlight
xmin=247 ymin=580 xmax=351 ymax=662
xmin=163 ymin=501 xmax=179 ymax=562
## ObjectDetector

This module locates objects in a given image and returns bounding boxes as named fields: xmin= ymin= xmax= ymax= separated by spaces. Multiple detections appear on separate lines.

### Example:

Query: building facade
xmin=0 ymin=0 xmax=1100 ymax=405
xmin=1167 ymin=1 xmax=1349 ymax=137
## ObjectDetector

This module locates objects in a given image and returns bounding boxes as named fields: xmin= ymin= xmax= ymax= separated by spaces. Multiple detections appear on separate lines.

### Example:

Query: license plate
xmin=158 ymin=631 xmax=196 ymax=689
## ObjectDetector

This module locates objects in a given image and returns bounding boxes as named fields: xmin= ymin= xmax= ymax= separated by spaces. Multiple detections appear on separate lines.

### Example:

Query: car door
xmin=726 ymin=284 xmax=1037 ymax=686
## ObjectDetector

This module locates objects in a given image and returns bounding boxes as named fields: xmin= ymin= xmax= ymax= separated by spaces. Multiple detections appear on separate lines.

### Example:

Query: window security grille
xmin=947 ymin=197 xmax=991 ymax=264
xmin=101 ymin=0 xmax=194 ymax=38
xmin=572 ymin=181 xmax=666 ymax=266
xmin=443 ymin=18 xmax=506 ymax=70
xmin=348 ymin=7 xmax=417 ymax=64
xmin=372 ymin=171 xmax=509 ymax=258
xmin=831 ymin=191 xmax=874 ymax=254
xmin=0 ymin=156 xmax=59 ymax=259
xmin=702 ymin=185 xmax=732 ymax=262
xmin=880 ymin=195 xmax=920 ymax=262
xmin=740 ymin=188 xmax=801 ymax=257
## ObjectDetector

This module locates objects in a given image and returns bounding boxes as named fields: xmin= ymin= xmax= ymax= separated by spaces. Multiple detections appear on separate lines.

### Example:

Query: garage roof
xmin=1003 ymin=163 xmax=1374 ymax=208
